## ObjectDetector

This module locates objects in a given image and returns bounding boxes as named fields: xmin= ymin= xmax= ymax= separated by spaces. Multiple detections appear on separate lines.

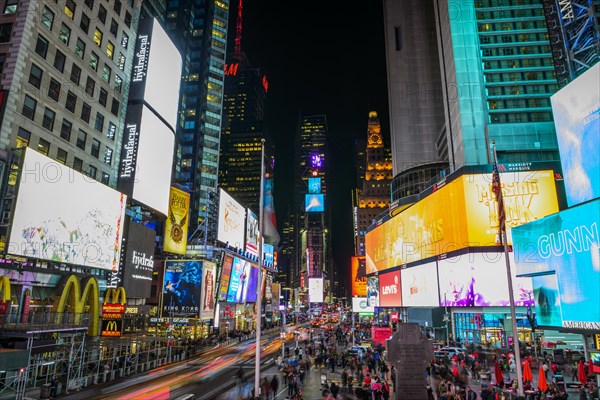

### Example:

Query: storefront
xmin=453 ymin=311 xmax=532 ymax=348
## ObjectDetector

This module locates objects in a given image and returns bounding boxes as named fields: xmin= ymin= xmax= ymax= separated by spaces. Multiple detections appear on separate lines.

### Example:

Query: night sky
xmin=238 ymin=0 xmax=390 ymax=292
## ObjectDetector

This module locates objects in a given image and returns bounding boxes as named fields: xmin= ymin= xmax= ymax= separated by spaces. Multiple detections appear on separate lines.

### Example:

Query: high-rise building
xmin=434 ymin=0 xmax=561 ymax=167
xmin=164 ymin=0 xmax=230 ymax=237
xmin=352 ymin=112 xmax=393 ymax=257
xmin=140 ymin=0 xmax=166 ymax=23
xmin=0 ymin=0 xmax=141 ymax=188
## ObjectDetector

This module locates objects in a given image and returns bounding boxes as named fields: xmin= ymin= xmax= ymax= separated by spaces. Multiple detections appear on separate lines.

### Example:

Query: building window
xmin=91 ymin=138 xmax=100 ymax=158
xmin=107 ymin=122 xmax=116 ymax=140
xmin=35 ymin=35 xmax=49 ymax=58
xmin=117 ymin=53 xmax=125 ymax=70
xmin=22 ymin=95 xmax=37 ymax=120
xmin=85 ymin=76 xmax=95 ymax=97
xmin=70 ymin=64 xmax=81 ymax=84
xmin=53 ymin=49 xmax=66 ymax=72
xmin=114 ymin=75 xmax=122 ymax=93
xmin=75 ymin=38 xmax=86 ymax=59
xmin=80 ymin=13 xmax=90 ymax=34
xmin=89 ymin=51 xmax=99 ymax=71
xmin=42 ymin=107 xmax=56 ymax=131
xmin=113 ymin=0 xmax=121 ymax=15
xmin=81 ymin=102 xmax=91 ymax=123
xmin=110 ymin=19 xmax=118 ymax=36
xmin=37 ymin=138 xmax=50 ymax=156
xmin=56 ymin=148 xmax=67 ymax=164
xmin=60 ymin=119 xmax=72 ymax=141
xmin=87 ymin=165 xmax=97 ymax=179
xmin=0 ymin=23 xmax=12 ymax=42
xmin=121 ymin=32 xmax=128 ymax=49
xmin=106 ymin=41 xmax=114 ymax=59
xmin=102 ymin=65 xmax=111 ymax=83
xmin=48 ymin=78 xmax=61 ymax=101
xmin=28 ymin=63 xmax=43 ymax=88
xmin=16 ymin=127 xmax=30 ymax=148
xmin=73 ymin=157 xmax=83 ymax=171
xmin=0 ymin=54 xmax=5 ymax=74
xmin=94 ymin=112 xmax=104 ymax=132
xmin=64 ymin=0 xmax=76 ymax=19
xmin=3 ymin=0 xmax=17 ymax=14
xmin=76 ymin=129 xmax=87 ymax=149
xmin=41 ymin=7 xmax=54 ymax=30
xmin=111 ymin=98 xmax=119 ymax=116
xmin=104 ymin=147 xmax=113 ymax=165
xmin=99 ymin=88 xmax=107 ymax=106
xmin=84 ymin=0 xmax=93 ymax=9
xmin=93 ymin=28 xmax=103 ymax=47
xmin=98 ymin=5 xmax=107 ymax=24
xmin=101 ymin=172 xmax=110 ymax=185
xmin=124 ymin=11 xmax=131 ymax=28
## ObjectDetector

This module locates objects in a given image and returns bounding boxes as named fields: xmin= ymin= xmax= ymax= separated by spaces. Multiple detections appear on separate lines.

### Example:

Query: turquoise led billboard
xmin=308 ymin=177 xmax=321 ymax=194
xmin=305 ymin=194 xmax=324 ymax=212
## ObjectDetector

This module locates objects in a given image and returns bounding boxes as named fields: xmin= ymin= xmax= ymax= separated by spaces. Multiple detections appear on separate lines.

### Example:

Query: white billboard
xmin=118 ymin=104 xmax=174 ymax=215
xmin=308 ymin=277 xmax=324 ymax=303
xmin=9 ymin=149 xmax=127 ymax=271
xmin=401 ymin=262 xmax=440 ymax=307
xmin=217 ymin=189 xmax=245 ymax=248
xmin=352 ymin=297 xmax=375 ymax=313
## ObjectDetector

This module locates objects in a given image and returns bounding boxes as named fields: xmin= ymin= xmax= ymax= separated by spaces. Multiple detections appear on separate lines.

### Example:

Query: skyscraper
xmin=164 ymin=0 xmax=230 ymax=237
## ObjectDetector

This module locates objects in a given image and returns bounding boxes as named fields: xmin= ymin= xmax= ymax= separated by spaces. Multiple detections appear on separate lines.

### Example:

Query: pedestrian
xmin=287 ymin=372 xmax=295 ymax=397
xmin=50 ymin=374 xmax=58 ymax=398
xmin=270 ymin=375 xmax=279 ymax=400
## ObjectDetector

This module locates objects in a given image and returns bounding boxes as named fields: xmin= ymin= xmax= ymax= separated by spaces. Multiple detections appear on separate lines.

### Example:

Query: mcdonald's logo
xmin=101 ymin=319 xmax=122 ymax=337
xmin=54 ymin=275 xmax=100 ymax=336
xmin=0 ymin=276 xmax=10 ymax=301
xmin=104 ymin=287 xmax=126 ymax=305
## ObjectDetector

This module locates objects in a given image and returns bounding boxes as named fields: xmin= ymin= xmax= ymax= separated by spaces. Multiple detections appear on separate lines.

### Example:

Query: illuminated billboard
xmin=245 ymin=209 xmax=259 ymax=257
xmin=122 ymin=222 xmax=156 ymax=298
xmin=218 ymin=254 xmax=234 ymax=301
xmin=200 ymin=261 xmax=216 ymax=319
xmin=351 ymin=256 xmax=367 ymax=297
xmin=551 ymin=63 xmax=600 ymax=207
xmin=305 ymin=194 xmax=325 ymax=212
xmin=226 ymin=256 xmax=255 ymax=303
xmin=365 ymin=170 xmax=559 ymax=273
xmin=129 ymin=18 xmax=182 ymax=130
xmin=9 ymin=149 xmax=126 ymax=271
xmin=163 ymin=260 xmax=202 ymax=317
xmin=438 ymin=252 xmax=534 ymax=307
xmin=378 ymin=270 xmax=401 ymax=307
xmin=532 ymin=274 xmax=563 ymax=327
xmin=118 ymin=104 xmax=175 ymax=215
xmin=513 ymin=199 xmax=600 ymax=329
xmin=217 ymin=189 xmax=245 ymax=248
xmin=243 ymin=265 xmax=259 ymax=303
xmin=308 ymin=177 xmax=321 ymax=194
xmin=352 ymin=297 xmax=375 ymax=313
xmin=309 ymin=278 xmax=324 ymax=303
xmin=164 ymin=187 xmax=190 ymax=255
xmin=263 ymin=243 xmax=274 ymax=268
xmin=401 ymin=262 xmax=440 ymax=307
xmin=367 ymin=276 xmax=379 ymax=307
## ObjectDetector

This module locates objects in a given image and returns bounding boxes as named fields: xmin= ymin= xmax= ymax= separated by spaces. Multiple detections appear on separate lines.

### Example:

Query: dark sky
xmin=238 ymin=0 xmax=390 ymax=292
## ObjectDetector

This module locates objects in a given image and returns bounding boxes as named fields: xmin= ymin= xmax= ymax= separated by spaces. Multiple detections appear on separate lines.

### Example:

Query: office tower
xmin=352 ymin=112 xmax=393 ymax=257
xmin=164 ymin=0 xmax=230 ymax=236
xmin=294 ymin=115 xmax=329 ymax=206
xmin=0 ymin=0 xmax=140 ymax=187
xmin=140 ymin=0 xmax=166 ymax=23
xmin=353 ymin=137 xmax=367 ymax=186
xmin=434 ymin=0 xmax=561 ymax=167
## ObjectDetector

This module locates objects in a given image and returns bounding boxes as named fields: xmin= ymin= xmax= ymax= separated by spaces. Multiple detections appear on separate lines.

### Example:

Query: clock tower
xmin=367 ymin=111 xmax=384 ymax=148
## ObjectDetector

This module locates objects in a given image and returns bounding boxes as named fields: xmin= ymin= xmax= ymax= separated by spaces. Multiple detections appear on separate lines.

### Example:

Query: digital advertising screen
xmin=217 ymin=189 xmax=245 ymax=248
xmin=365 ymin=170 xmax=559 ymax=273
xmin=263 ymin=243 xmax=274 ymax=268
xmin=245 ymin=209 xmax=259 ymax=257
xmin=218 ymin=254 xmax=234 ymax=302
xmin=305 ymin=194 xmax=324 ymax=212
xmin=551 ymin=63 xmax=600 ymax=207
xmin=532 ymin=274 xmax=563 ymax=328
xmin=243 ymin=265 xmax=259 ymax=303
xmin=9 ymin=149 xmax=126 ymax=271
xmin=513 ymin=199 xmax=600 ymax=329
xmin=200 ymin=261 xmax=216 ymax=320
xmin=164 ymin=187 xmax=190 ymax=255
xmin=309 ymin=278 xmax=324 ymax=303
xmin=352 ymin=297 xmax=375 ymax=314
xmin=122 ymin=221 xmax=156 ymax=298
xmin=308 ymin=177 xmax=322 ymax=194
xmin=128 ymin=18 xmax=182 ymax=131
xmin=226 ymin=256 xmax=252 ymax=303
xmin=438 ymin=252 xmax=534 ymax=307
xmin=367 ymin=276 xmax=379 ymax=307
xmin=163 ymin=260 xmax=202 ymax=317
xmin=378 ymin=270 xmax=402 ymax=307
xmin=351 ymin=256 xmax=367 ymax=297
xmin=401 ymin=262 xmax=440 ymax=307
xmin=118 ymin=104 xmax=175 ymax=215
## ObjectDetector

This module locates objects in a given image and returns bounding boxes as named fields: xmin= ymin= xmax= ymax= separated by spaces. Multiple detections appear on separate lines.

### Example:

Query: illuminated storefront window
xmin=454 ymin=312 xmax=531 ymax=348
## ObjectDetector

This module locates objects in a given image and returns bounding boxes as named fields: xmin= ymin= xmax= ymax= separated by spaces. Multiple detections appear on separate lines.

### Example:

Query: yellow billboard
xmin=164 ymin=187 xmax=190 ymax=255
xmin=365 ymin=170 xmax=559 ymax=273
xmin=351 ymin=256 xmax=367 ymax=297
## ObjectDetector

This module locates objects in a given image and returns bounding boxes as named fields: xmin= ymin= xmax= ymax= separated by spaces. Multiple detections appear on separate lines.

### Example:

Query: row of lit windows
xmin=488 ymin=98 xmax=551 ymax=109
xmin=480 ymin=32 xmax=549 ymax=45
xmin=486 ymin=83 xmax=557 ymax=96
xmin=490 ymin=111 xmax=553 ymax=123
xmin=481 ymin=45 xmax=551 ymax=57
xmin=484 ymin=70 xmax=556 ymax=83
xmin=478 ymin=20 xmax=547 ymax=32
xmin=475 ymin=0 xmax=542 ymax=9
xmin=483 ymin=58 xmax=554 ymax=70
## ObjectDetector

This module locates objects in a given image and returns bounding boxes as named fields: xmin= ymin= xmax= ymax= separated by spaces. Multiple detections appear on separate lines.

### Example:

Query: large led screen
xmin=367 ymin=276 xmax=379 ymax=307
xmin=118 ymin=104 xmax=174 ymax=215
xmin=351 ymin=256 xmax=367 ymax=297
xmin=122 ymin=221 xmax=156 ymax=298
xmin=401 ymin=262 xmax=440 ymax=307
xmin=352 ymin=297 xmax=375 ymax=313
xmin=309 ymin=278 xmax=324 ymax=303
xmin=532 ymin=274 xmax=563 ymax=328
xmin=200 ymin=261 xmax=216 ymax=319
xmin=438 ymin=252 xmax=534 ymax=307
xmin=245 ymin=209 xmax=259 ymax=257
xmin=163 ymin=260 xmax=202 ymax=317
xmin=551 ymin=63 xmax=600 ymax=207
xmin=513 ymin=199 xmax=600 ymax=329
xmin=305 ymin=194 xmax=324 ymax=212
xmin=164 ymin=187 xmax=190 ymax=255
xmin=263 ymin=243 xmax=274 ymax=267
xmin=226 ymin=256 xmax=252 ymax=303
xmin=365 ymin=170 xmax=559 ymax=273
xmin=9 ymin=149 xmax=126 ymax=271
xmin=378 ymin=270 xmax=401 ymax=307
xmin=129 ymin=18 xmax=182 ymax=130
xmin=308 ymin=177 xmax=321 ymax=194
xmin=218 ymin=254 xmax=234 ymax=302
xmin=243 ymin=265 xmax=259 ymax=303
xmin=217 ymin=189 xmax=245 ymax=248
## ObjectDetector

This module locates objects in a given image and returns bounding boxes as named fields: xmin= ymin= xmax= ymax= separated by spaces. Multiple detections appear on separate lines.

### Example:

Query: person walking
xmin=270 ymin=375 xmax=279 ymax=400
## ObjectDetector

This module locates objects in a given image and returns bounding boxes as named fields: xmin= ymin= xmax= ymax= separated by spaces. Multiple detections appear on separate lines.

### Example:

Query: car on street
xmin=440 ymin=346 xmax=466 ymax=356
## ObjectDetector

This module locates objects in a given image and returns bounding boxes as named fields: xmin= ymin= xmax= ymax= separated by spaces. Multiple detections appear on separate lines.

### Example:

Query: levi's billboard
xmin=378 ymin=270 xmax=401 ymax=307
xmin=365 ymin=170 xmax=559 ymax=273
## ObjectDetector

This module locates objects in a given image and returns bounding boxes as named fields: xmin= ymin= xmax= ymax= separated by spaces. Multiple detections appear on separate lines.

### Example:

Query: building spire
xmin=234 ymin=0 xmax=243 ymax=53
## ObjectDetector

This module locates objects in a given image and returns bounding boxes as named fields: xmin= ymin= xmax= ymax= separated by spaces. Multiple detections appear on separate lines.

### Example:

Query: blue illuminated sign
xmin=305 ymin=194 xmax=324 ymax=212
xmin=308 ymin=178 xmax=321 ymax=194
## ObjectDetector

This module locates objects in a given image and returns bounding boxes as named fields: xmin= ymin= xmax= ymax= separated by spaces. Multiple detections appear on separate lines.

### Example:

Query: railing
xmin=0 ymin=311 xmax=90 ymax=332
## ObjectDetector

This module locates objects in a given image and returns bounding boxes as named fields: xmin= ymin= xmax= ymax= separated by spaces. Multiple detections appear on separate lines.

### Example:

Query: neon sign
xmin=224 ymin=63 xmax=239 ymax=76
xmin=310 ymin=154 xmax=323 ymax=168
xmin=262 ymin=75 xmax=269 ymax=92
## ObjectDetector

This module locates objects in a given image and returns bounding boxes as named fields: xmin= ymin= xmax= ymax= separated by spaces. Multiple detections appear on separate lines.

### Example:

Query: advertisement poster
xmin=243 ymin=266 xmax=259 ymax=303
xmin=351 ymin=256 xmax=367 ymax=297
xmin=122 ymin=222 xmax=156 ymax=298
xmin=378 ymin=270 xmax=401 ymax=307
xmin=163 ymin=260 xmax=202 ymax=317
xmin=532 ymin=274 xmax=563 ymax=327
xmin=245 ymin=209 xmax=259 ymax=257
xmin=352 ymin=297 xmax=375 ymax=313
xmin=367 ymin=276 xmax=379 ymax=307
xmin=305 ymin=194 xmax=325 ymax=212
xmin=164 ymin=187 xmax=190 ymax=255
xmin=309 ymin=278 xmax=324 ymax=303
xmin=9 ymin=149 xmax=126 ymax=271
xmin=226 ymin=256 xmax=252 ymax=303
xmin=308 ymin=177 xmax=321 ymax=194
xmin=200 ymin=261 xmax=216 ymax=320
xmin=217 ymin=189 xmax=245 ymax=248
xmin=218 ymin=255 xmax=233 ymax=302
xmin=401 ymin=262 xmax=440 ymax=307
